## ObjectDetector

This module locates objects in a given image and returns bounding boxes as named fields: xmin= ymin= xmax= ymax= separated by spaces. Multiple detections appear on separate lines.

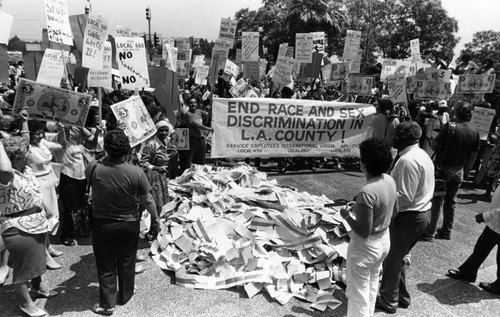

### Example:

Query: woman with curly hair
xmin=340 ymin=138 xmax=397 ymax=317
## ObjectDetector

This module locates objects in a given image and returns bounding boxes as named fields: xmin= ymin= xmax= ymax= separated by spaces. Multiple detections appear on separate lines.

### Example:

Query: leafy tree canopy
xmin=7 ymin=35 xmax=26 ymax=54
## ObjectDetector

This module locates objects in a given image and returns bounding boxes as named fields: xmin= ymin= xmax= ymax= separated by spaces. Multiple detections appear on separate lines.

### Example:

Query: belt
xmin=4 ymin=206 xmax=43 ymax=218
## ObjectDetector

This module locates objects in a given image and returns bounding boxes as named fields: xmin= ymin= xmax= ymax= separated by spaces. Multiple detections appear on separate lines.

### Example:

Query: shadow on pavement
xmin=416 ymin=278 xmax=485 ymax=306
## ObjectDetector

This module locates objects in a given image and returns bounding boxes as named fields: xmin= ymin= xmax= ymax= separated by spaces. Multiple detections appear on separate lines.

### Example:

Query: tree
xmin=7 ymin=35 xmax=26 ymax=54
xmin=286 ymin=0 xmax=348 ymax=36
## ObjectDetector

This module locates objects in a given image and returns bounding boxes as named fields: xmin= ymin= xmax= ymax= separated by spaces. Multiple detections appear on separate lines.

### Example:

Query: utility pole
xmin=146 ymin=6 xmax=151 ymax=48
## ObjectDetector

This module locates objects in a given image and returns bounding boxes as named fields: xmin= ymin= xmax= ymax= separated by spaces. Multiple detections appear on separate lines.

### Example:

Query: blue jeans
xmin=426 ymin=167 xmax=463 ymax=237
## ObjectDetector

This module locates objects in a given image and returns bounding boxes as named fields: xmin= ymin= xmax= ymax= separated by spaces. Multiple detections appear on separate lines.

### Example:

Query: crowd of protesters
xmin=0 ymin=50 xmax=499 ymax=317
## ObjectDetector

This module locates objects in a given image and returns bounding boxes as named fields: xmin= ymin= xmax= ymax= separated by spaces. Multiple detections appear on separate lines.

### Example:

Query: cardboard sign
xmin=410 ymin=38 xmax=420 ymax=62
xmin=13 ymin=79 xmax=91 ymax=127
xmin=37 ymin=48 xmax=69 ymax=87
xmin=414 ymin=80 xmax=452 ymax=100
xmin=386 ymin=75 xmax=408 ymax=103
xmin=423 ymin=68 xmax=452 ymax=83
xmin=223 ymin=59 xmax=239 ymax=80
xmin=176 ymin=38 xmax=191 ymax=50
xmin=171 ymin=128 xmax=189 ymax=150
xmin=176 ymin=60 xmax=190 ymax=78
xmin=149 ymin=66 xmax=179 ymax=124
xmin=211 ymin=98 xmax=376 ymax=158
xmin=192 ymin=55 xmax=205 ymax=68
xmin=242 ymin=32 xmax=259 ymax=62
xmin=323 ymin=62 xmax=351 ymax=82
xmin=350 ymin=51 xmax=362 ymax=74
xmin=259 ymin=59 xmax=268 ymax=79
xmin=229 ymin=78 xmax=248 ymax=98
xmin=218 ymin=18 xmax=238 ymax=46
xmin=346 ymin=77 xmax=373 ymax=96
xmin=0 ymin=12 xmax=13 ymax=45
xmin=295 ymin=33 xmax=313 ymax=63
xmin=273 ymin=56 xmax=295 ymax=87
xmin=243 ymin=61 xmax=260 ymax=80
xmin=235 ymin=49 xmax=242 ymax=64
xmin=195 ymin=65 xmax=209 ymax=85
xmin=278 ymin=43 xmax=288 ymax=58
xmin=470 ymin=106 xmax=496 ymax=140
xmin=286 ymin=47 xmax=294 ymax=58
xmin=343 ymin=30 xmax=361 ymax=61
xmin=114 ymin=37 xmax=150 ymax=89
xmin=456 ymin=74 xmax=496 ymax=93
xmin=82 ymin=14 xmax=108 ymax=69
xmin=88 ymin=42 xmax=112 ymax=88
xmin=110 ymin=95 xmax=157 ymax=147
xmin=177 ymin=49 xmax=192 ymax=62
xmin=44 ymin=0 xmax=73 ymax=45
xmin=311 ymin=32 xmax=325 ymax=54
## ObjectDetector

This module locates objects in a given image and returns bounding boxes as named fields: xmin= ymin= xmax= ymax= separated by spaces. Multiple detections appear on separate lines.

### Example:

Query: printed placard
xmin=223 ymin=59 xmax=239 ymax=80
xmin=386 ymin=75 xmax=408 ymax=103
xmin=243 ymin=61 xmax=260 ymax=80
xmin=0 ymin=12 xmax=13 ymax=44
xmin=171 ymin=128 xmax=189 ymax=150
xmin=37 ymin=48 xmax=69 ymax=87
xmin=44 ymin=0 xmax=73 ymax=45
xmin=177 ymin=49 xmax=192 ymax=62
xmin=324 ymin=62 xmax=351 ymax=82
xmin=295 ymin=33 xmax=313 ymax=63
xmin=456 ymin=74 xmax=496 ymax=93
xmin=176 ymin=38 xmax=191 ymax=50
xmin=470 ymin=106 xmax=496 ymax=140
xmin=235 ymin=49 xmax=242 ymax=64
xmin=13 ymin=79 xmax=91 ymax=127
xmin=114 ymin=37 xmax=150 ymax=89
xmin=242 ymin=32 xmax=259 ymax=62
xmin=423 ymin=68 xmax=452 ymax=82
xmin=350 ymin=51 xmax=363 ymax=74
xmin=110 ymin=95 xmax=157 ymax=147
xmin=192 ymin=55 xmax=205 ymax=68
xmin=346 ymin=77 xmax=373 ymax=96
xmin=82 ymin=14 xmax=108 ymax=69
xmin=273 ymin=56 xmax=295 ymax=87
xmin=211 ymin=98 xmax=377 ymax=158
xmin=115 ymin=26 xmax=131 ymax=37
xmin=410 ymin=38 xmax=420 ymax=62
xmin=195 ymin=65 xmax=209 ymax=85
xmin=278 ymin=43 xmax=288 ymax=58
xmin=311 ymin=32 xmax=325 ymax=54
xmin=176 ymin=60 xmax=190 ymax=78
xmin=414 ymin=80 xmax=452 ymax=100
xmin=343 ymin=30 xmax=361 ymax=61
xmin=88 ymin=42 xmax=112 ymax=88
xmin=218 ymin=18 xmax=238 ymax=46
xmin=229 ymin=78 xmax=248 ymax=98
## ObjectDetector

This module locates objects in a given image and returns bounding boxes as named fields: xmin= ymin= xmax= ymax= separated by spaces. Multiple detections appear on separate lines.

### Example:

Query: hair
xmin=359 ymin=138 xmax=393 ymax=176
xmin=85 ymin=107 xmax=99 ymax=128
xmin=187 ymin=96 xmax=198 ymax=105
xmin=393 ymin=121 xmax=422 ymax=145
xmin=378 ymin=98 xmax=394 ymax=115
xmin=0 ymin=114 xmax=23 ymax=133
xmin=482 ymin=58 xmax=494 ymax=68
xmin=455 ymin=102 xmax=473 ymax=121
xmin=104 ymin=130 xmax=131 ymax=159
xmin=28 ymin=120 xmax=47 ymax=144
xmin=1 ymin=136 xmax=29 ymax=162
xmin=281 ymin=86 xmax=294 ymax=99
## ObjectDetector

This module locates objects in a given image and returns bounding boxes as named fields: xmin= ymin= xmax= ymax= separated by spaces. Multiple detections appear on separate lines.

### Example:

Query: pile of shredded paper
xmin=150 ymin=164 xmax=351 ymax=312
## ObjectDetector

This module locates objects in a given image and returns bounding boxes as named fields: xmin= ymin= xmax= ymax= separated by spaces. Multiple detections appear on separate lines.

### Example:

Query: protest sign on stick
xmin=218 ymin=18 xmax=238 ymax=46
xmin=211 ymin=98 xmax=376 ymax=158
xmin=342 ymin=30 xmax=361 ymax=61
xmin=386 ymin=75 xmax=408 ymax=103
xmin=37 ymin=48 xmax=69 ymax=87
xmin=13 ymin=79 xmax=91 ymax=127
xmin=44 ymin=0 xmax=73 ymax=45
xmin=195 ymin=65 xmax=209 ymax=85
xmin=229 ymin=78 xmax=248 ymax=98
xmin=242 ymin=32 xmax=259 ymax=62
xmin=171 ymin=128 xmax=189 ymax=150
xmin=470 ymin=106 xmax=496 ymax=140
xmin=243 ymin=61 xmax=260 ymax=80
xmin=346 ymin=77 xmax=374 ymax=96
xmin=311 ymin=32 xmax=325 ymax=54
xmin=0 ymin=12 xmax=13 ymax=45
xmin=114 ymin=37 xmax=150 ymax=89
xmin=88 ymin=42 xmax=112 ymax=88
xmin=0 ymin=45 xmax=10 ymax=83
xmin=82 ymin=15 xmax=108 ymax=69
xmin=295 ymin=33 xmax=313 ymax=63
xmin=410 ymin=39 xmax=420 ymax=62
xmin=110 ymin=95 xmax=157 ymax=147
xmin=273 ymin=56 xmax=295 ymax=88
xmin=456 ymin=74 xmax=496 ymax=93
xmin=278 ymin=43 xmax=288 ymax=58
xmin=414 ymin=80 xmax=452 ymax=100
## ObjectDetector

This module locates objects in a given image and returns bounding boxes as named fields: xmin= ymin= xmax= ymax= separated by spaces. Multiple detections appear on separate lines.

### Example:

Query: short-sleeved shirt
xmin=354 ymin=173 xmax=397 ymax=234
xmin=86 ymin=156 xmax=152 ymax=222
xmin=0 ymin=167 xmax=48 ymax=234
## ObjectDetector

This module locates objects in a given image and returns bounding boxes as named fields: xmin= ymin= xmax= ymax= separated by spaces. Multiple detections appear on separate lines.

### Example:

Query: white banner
xmin=110 ymin=96 xmax=157 ymax=147
xmin=37 ymin=48 xmax=68 ymax=87
xmin=470 ymin=106 xmax=496 ymax=140
xmin=343 ymin=30 xmax=361 ymax=61
xmin=346 ymin=77 xmax=374 ymax=96
xmin=114 ymin=37 xmax=150 ymax=89
xmin=212 ymin=98 xmax=376 ymax=158
xmin=456 ymin=74 xmax=496 ymax=93
xmin=13 ymin=79 xmax=91 ymax=127
xmin=218 ymin=18 xmax=237 ymax=46
xmin=88 ymin=42 xmax=112 ymax=88
xmin=44 ymin=0 xmax=73 ymax=45
xmin=82 ymin=14 xmax=108 ymax=69
xmin=295 ymin=33 xmax=313 ymax=63
xmin=242 ymin=32 xmax=259 ymax=62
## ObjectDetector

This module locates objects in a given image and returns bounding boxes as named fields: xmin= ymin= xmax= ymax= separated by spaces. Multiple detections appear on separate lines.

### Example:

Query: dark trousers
xmin=92 ymin=218 xmax=139 ymax=309
xmin=188 ymin=137 xmax=206 ymax=167
xmin=59 ymin=173 xmax=87 ymax=241
xmin=425 ymin=168 xmax=462 ymax=237
xmin=379 ymin=210 xmax=429 ymax=310
xmin=178 ymin=150 xmax=189 ymax=175
xmin=458 ymin=226 xmax=500 ymax=288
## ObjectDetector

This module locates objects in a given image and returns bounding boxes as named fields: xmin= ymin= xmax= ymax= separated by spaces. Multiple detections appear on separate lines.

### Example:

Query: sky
xmin=1 ymin=0 xmax=499 ymax=58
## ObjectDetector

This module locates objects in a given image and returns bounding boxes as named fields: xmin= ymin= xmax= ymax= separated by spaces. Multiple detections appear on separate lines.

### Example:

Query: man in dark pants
xmin=184 ymin=96 xmax=213 ymax=168
xmin=376 ymin=121 xmax=435 ymax=314
xmin=421 ymin=102 xmax=479 ymax=241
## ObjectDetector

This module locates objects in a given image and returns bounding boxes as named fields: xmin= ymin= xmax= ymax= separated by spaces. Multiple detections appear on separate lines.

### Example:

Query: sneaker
xmin=434 ymin=231 xmax=451 ymax=240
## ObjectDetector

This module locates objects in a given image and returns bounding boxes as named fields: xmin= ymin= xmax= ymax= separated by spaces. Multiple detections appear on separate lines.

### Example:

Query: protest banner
xmin=171 ymin=128 xmax=189 ymax=150
xmin=273 ymin=56 xmax=295 ymax=87
xmin=349 ymin=51 xmax=362 ymax=74
xmin=37 ymin=48 xmax=69 ymax=87
xmin=176 ymin=60 xmax=190 ymax=78
xmin=44 ymin=0 xmax=73 ymax=45
xmin=242 ymin=61 xmax=260 ymax=80
xmin=470 ymin=106 xmax=496 ymax=140
xmin=13 ymin=78 xmax=91 ymax=127
xmin=0 ymin=12 xmax=13 ymax=44
xmin=456 ymin=74 xmax=496 ymax=93
xmin=386 ymin=74 xmax=408 ymax=103
xmin=82 ymin=15 xmax=108 ymax=70
xmin=346 ymin=76 xmax=373 ymax=96
xmin=218 ymin=18 xmax=238 ymax=46
xmin=295 ymin=33 xmax=313 ymax=63
xmin=195 ymin=65 xmax=209 ymax=85
xmin=278 ymin=43 xmax=288 ymax=58
xmin=410 ymin=38 xmax=420 ymax=62
xmin=114 ymin=37 xmax=150 ymax=89
xmin=192 ymin=55 xmax=205 ymax=68
xmin=311 ymin=32 xmax=325 ymax=54
xmin=414 ymin=80 xmax=452 ymax=100
xmin=230 ymin=78 xmax=248 ymax=98
xmin=110 ymin=95 xmax=157 ymax=147
xmin=211 ymin=98 xmax=376 ymax=158
xmin=88 ymin=42 xmax=112 ymax=88
xmin=242 ymin=32 xmax=259 ymax=62
xmin=342 ymin=30 xmax=361 ymax=61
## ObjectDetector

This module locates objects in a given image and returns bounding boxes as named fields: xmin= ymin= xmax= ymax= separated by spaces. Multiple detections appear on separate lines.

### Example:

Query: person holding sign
xmin=184 ymin=97 xmax=213 ymax=168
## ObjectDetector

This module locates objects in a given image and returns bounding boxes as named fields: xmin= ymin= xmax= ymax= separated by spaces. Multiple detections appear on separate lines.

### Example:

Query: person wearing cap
xmin=140 ymin=120 xmax=178 ymax=217
xmin=87 ymin=130 xmax=159 ymax=315
xmin=376 ymin=121 xmax=435 ymax=314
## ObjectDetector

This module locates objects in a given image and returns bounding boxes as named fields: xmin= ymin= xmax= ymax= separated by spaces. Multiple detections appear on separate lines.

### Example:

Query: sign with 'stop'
xmin=44 ymin=0 xmax=73 ymax=45
xmin=114 ymin=37 xmax=150 ymax=89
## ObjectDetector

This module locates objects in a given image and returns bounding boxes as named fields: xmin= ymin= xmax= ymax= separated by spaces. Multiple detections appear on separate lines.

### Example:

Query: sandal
xmin=93 ymin=304 xmax=114 ymax=316
xmin=19 ymin=305 xmax=47 ymax=317
xmin=36 ymin=289 xmax=59 ymax=298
